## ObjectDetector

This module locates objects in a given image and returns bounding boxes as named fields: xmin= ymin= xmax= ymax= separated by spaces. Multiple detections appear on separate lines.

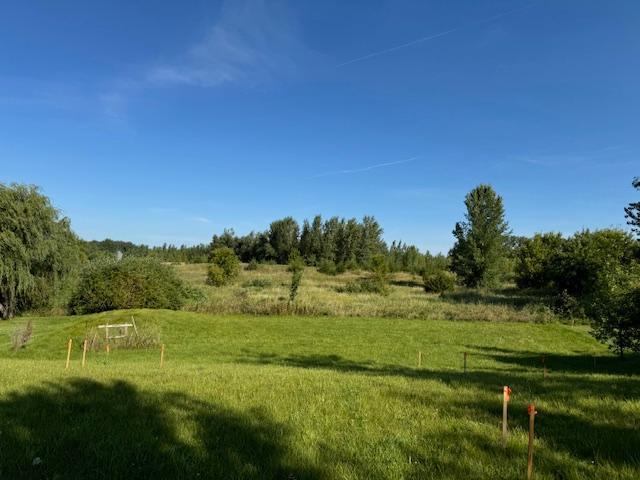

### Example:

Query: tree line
xmin=1 ymin=179 xmax=639 ymax=356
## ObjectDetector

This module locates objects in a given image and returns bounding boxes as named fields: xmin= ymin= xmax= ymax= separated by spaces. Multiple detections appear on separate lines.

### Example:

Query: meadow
xmin=1 ymin=308 xmax=638 ymax=479
xmin=179 ymin=263 xmax=559 ymax=323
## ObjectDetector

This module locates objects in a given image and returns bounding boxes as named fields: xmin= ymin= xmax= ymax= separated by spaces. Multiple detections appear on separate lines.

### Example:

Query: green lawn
xmin=1 ymin=310 xmax=638 ymax=479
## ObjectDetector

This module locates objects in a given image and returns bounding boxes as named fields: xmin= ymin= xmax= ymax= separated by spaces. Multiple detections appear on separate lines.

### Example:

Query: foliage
xmin=288 ymin=269 xmax=304 ymax=305
xmin=206 ymin=264 xmax=227 ymax=287
xmin=268 ymin=217 xmax=300 ymax=264
xmin=0 ymin=183 xmax=83 ymax=319
xmin=83 ymin=239 xmax=209 ymax=263
xmin=423 ymin=270 xmax=456 ymax=293
xmin=10 ymin=320 xmax=33 ymax=350
xmin=625 ymin=177 xmax=640 ymax=237
xmin=245 ymin=259 xmax=259 ymax=271
xmin=588 ymin=266 xmax=640 ymax=357
xmin=207 ymin=214 xmax=389 ymax=270
xmin=422 ymin=252 xmax=450 ymax=276
xmin=551 ymin=290 xmax=583 ymax=319
xmin=450 ymin=185 xmax=510 ymax=288
xmin=515 ymin=233 xmax=565 ymax=289
xmin=388 ymin=241 xmax=425 ymax=274
xmin=207 ymin=247 xmax=240 ymax=286
xmin=287 ymin=253 xmax=305 ymax=273
xmin=553 ymin=229 xmax=638 ymax=298
xmin=69 ymin=257 xmax=185 ymax=314
xmin=317 ymin=259 xmax=338 ymax=276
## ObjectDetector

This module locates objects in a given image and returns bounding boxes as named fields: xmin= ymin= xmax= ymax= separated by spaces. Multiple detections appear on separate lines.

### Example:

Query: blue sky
xmin=1 ymin=0 xmax=638 ymax=253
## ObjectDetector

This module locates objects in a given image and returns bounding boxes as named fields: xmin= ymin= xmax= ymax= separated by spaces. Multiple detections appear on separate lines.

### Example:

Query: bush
xmin=287 ymin=254 xmax=305 ymax=274
xmin=207 ymin=247 xmax=240 ymax=286
xmin=69 ymin=258 xmax=185 ymax=314
xmin=317 ymin=259 xmax=338 ymax=276
xmin=515 ymin=233 xmax=565 ymax=289
xmin=289 ymin=269 xmax=304 ymax=304
xmin=246 ymin=259 xmax=259 ymax=271
xmin=551 ymin=290 xmax=583 ymax=318
xmin=206 ymin=264 xmax=226 ymax=287
xmin=588 ymin=267 xmax=640 ymax=357
xmin=423 ymin=270 xmax=456 ymax=293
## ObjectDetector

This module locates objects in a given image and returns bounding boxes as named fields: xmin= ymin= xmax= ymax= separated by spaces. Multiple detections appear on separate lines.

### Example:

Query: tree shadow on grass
xmin=468 ymin=345 xmax=640 ymax=376
xmin=240 ymin=351 xmax=640 ymax=475
xmin=0 ymin=378 xmax=323 ymax=479
xmin=393 ymin=391 xmax=640 ymax=477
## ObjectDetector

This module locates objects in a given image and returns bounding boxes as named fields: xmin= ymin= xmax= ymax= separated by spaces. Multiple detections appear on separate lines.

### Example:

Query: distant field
xmin=176 ymin=263 xmax=562 ymax=322
xmin=1 ymin=309 xmax=638 ymax=479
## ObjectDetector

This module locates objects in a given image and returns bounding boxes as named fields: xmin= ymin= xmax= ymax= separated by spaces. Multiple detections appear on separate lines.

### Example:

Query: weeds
xmin=10 ymin=320 xmax=33 ymax=350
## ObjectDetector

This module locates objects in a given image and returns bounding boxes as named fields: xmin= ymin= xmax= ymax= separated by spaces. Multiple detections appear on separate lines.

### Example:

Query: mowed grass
xmin=178 ymin=263 xmax=560 ymax=322
xmin=1 ymin=310 xmax=638 ymax=479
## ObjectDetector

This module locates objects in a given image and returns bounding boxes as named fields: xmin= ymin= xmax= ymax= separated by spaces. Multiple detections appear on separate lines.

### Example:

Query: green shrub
xmin=588 ymin=266 xmax=640 ymax=356
xmin=317 ymin=259 xmax=338 ymax=276
xmin=206 ymin=264 xmax=227 ymax=287
xmin=423 ymin=270 xmax=456 ymax=293
xmin=69 ymin=258 xmax=185 ymax=314
xmin=289 ymin=269 xmax=304 ymax=304
xmin=207 ymin=247 xmax=240 ymax=286
xmin=246 ymin=259 xmax=259 ymax=271
xmin=515 ymin=233 xmax=564 ymax=289
xmin=287 ymin=254 xmax=305 ymax=274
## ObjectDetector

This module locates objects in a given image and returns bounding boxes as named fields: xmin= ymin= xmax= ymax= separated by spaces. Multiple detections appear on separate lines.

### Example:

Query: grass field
xmin=1 ymin=309 xmax=638 ymax=479
xmin=177 ymin=263 xmax=560 ymax=323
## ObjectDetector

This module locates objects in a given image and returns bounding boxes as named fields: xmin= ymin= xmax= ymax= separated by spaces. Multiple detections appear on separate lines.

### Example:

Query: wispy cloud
xmin=309 ymin=156 xmax=419 ymax=179
xmin=146 ymin=0 xmax=310 ymax=88
xmin=337 ymin=3 xmax=535 ymax=67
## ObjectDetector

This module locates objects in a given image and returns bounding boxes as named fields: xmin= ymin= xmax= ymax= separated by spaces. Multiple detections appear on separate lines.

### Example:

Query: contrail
xmin=309 ymin=156 xmax=419 ymax=179
xmin=337 ymin=3 xmax=535 ymax=67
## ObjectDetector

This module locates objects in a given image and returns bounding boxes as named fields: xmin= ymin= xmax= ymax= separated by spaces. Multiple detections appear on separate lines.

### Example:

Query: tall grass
xmin=177 ymin=263 xmax=563 ymax=322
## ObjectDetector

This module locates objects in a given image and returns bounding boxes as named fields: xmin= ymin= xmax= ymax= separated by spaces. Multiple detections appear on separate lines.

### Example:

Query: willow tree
xmin=0 ymin=184 xmax=82 ymax=319
xmin=450 ymin=184 xmax=510 ymax=288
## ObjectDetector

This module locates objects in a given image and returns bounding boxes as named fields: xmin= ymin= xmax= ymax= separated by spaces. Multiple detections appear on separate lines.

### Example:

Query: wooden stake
xmin=65 ymin=338 xmax=73 ymax=369
xmin=81 ymin=339 xmax=88 ymax=368
xmin=160 ymin=343 xmax=165 ymax=368
xmin=502 ymin=386 xmax=511 ymax=447
xmin=463 ymin=351 xmax=467 ymax=373
xmin=106 ymin=343 xmax=110 ymax=354
xmin=417 ymin=351 xmax=422 ymax=368
xmin=527 ymin=403 xmax=537 ymax=480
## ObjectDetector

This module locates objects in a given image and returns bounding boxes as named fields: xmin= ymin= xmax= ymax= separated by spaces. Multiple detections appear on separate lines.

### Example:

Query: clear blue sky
xmin=1 ymin=0 xmax=638 ymax=253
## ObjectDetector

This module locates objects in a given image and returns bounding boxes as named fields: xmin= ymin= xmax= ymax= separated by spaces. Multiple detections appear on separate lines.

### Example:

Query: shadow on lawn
xmin=0 ymin=379 xmax=323 ymax=480
xmin=468 ymin=345 xmax=640 ymax=376
xmin=242 ymin=351 xmax=640 ymax=474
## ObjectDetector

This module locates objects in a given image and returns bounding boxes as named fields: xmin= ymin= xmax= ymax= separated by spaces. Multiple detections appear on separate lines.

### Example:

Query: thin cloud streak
xmin=337 ymin=3 xmax=535 ymax=67
xmin=146 ymin=0 xmax=309 ymax=89
xmin=309 ymin=156 xmax=419 ymax=179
